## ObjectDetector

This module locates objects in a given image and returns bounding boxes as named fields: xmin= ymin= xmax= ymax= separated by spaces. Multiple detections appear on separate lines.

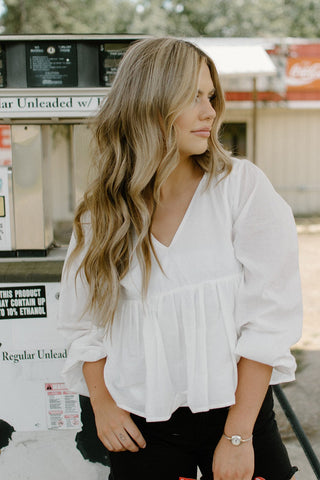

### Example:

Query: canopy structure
xmin=189 ymin=39 xmax=277 ymax=78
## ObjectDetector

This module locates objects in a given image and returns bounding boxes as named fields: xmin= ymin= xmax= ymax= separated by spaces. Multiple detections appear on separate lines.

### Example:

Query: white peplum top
xmin=57 ymin=158 xmax=303 ymax=422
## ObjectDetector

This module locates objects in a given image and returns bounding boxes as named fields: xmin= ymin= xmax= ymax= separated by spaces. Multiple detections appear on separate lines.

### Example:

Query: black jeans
xmin=109 ymin=387 xmax=297 ymax=480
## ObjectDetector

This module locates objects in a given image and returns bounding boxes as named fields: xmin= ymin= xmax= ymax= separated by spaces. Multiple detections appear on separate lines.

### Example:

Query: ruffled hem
xmin=113 ymin=397 xmax=236 ymax=423
xmin=102 ymin=271 xmax=299 ymax=420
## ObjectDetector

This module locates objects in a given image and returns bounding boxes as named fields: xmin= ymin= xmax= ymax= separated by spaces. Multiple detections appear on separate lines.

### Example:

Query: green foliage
xmin=285 ymin=0 xmax=320 ymax=37
xmin=0 ymin=0 xmax=319 ymax=37
xmin=0 ymin=0 xmax=136 ymax=34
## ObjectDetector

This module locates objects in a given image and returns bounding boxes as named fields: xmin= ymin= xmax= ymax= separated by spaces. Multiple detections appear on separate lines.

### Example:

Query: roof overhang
xmin=189 ymin=39 xmax=277 ymax=78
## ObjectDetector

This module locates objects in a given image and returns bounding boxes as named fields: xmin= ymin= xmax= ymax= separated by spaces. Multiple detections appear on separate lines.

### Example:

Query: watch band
xmin=223 ymin=433 xmax=253 ymax=446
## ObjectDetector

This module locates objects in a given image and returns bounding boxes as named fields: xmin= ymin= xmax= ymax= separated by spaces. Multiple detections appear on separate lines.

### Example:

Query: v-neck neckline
xmin=151 ymin=173 xmax=206 ymax=250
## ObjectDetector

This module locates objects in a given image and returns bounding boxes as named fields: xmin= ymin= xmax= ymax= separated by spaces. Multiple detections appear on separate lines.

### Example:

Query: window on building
xmin=220 ymin=122 xmax=247 ymax=158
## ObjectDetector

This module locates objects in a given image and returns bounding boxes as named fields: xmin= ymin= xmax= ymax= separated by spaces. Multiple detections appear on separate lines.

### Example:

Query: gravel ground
xmin=274 ymin=221 xmax=320 ymax=479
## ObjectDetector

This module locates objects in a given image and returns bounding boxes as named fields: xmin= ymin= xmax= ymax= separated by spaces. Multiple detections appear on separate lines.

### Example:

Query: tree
xmin=285 ymin=0 xmax=320 ymax=38
xmin=129 ymin=0 xmax=320 ymax=38
xmin=128 ymin=0 xmax=181 ymax=35
xmin=0 ymin=0 xmax=136 ymax=34
xmin=154 ymin=0 xmax=290 ymax=37
xmin=1 ymin=0 xmax=319 ymax=37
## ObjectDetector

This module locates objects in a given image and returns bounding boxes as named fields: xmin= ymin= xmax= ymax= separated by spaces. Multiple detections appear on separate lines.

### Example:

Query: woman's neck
xmin=161 ymin=158 xmax=203 ymax=198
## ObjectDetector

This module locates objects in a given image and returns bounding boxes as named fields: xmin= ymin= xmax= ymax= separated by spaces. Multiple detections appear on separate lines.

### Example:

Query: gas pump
xmin=0 ymin=34 xmax=144 ymax=256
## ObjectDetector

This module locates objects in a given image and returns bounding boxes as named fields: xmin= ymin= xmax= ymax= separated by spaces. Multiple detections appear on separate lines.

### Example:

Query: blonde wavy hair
xmin=69 ymin=37 xmax=232 ymax=329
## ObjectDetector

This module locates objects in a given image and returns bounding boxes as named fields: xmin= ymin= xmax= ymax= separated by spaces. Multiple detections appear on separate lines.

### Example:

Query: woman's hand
xmin=82 ymin=358 xmax=146 ymax=453
xmin=212 ymin=435 xmax=254 ymax=480
xmin=92 ymin=394 xmax=147 ymax=452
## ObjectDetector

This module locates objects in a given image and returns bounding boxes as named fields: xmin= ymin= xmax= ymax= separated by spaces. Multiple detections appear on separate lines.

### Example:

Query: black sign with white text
xmin=26 ymin=42 xmax=77 ymax=87
xmin=99 ymin=42 xmax=128 ymax=87
xmin=0 ymin=285 xmax=47 ymax=319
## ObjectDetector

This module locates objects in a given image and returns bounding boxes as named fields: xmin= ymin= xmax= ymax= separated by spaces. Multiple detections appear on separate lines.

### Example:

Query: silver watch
xmin=223 ymin=433 xmax=253 ymax=446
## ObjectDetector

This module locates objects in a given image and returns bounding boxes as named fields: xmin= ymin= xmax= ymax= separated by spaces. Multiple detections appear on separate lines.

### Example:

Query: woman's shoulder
xmin=226 ymin=158 xmax=293 ymax=219
xmin=210 ymin=157 xmax=291 ymax=217
xmin=214 ymin=157 xmax=268 ymax=193
xmin=229 ymin=157 xmax=265 ymax=182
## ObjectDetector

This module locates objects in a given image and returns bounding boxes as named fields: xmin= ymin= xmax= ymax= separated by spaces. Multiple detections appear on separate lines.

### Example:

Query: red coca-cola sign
xmin=287 ymin=57 xmax=320 ymax=90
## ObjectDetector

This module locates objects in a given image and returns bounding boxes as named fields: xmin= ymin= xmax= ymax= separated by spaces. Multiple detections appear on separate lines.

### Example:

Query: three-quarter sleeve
xmin=232 ymin=160 xmax=303 ymax=384
xmin=57 ymin=222 xmax=108 ymax=396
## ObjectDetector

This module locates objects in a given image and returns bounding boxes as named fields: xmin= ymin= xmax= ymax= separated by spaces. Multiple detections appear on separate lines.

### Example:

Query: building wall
xmin=257 ymin=108 xmax=320 ymax=215
xmin=225 ymin=106 xmax=320 ymax=215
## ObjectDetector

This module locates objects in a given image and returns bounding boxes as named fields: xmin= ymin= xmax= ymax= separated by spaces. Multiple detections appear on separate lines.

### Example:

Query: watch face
xmin=231 ymin=435 xmax=242 ymax=446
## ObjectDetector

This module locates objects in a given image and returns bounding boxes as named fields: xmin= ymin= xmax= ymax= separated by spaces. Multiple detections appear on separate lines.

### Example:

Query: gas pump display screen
xmin=26 ymin=42 xmax=78 ymax=87
xmin=99 ymin=43 xmax=128 ymax=87
xmin=0 ymin=44 xmax=6 ymax=88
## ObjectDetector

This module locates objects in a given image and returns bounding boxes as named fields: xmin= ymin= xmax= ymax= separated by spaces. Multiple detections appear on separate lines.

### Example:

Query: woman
xmin=58 ymin=37 xmax=302 ymax=480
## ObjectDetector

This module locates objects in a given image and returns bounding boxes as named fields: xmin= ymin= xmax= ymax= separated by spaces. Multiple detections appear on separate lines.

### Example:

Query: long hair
xmin=69 ymin=37 xmax=232 ymax=329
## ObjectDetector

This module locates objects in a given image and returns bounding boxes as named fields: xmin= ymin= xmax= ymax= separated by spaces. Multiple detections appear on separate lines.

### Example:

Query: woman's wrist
xmin=82 ymin=358 xmax=114 ymax=410
xmin=224 ymin=404 xmax=255 ymax=438
xmin=223 ymin=432 xmax=253 ymax=447
xmin=88 ymin=378 xmax=115 ymax=408
xmin=223 ymin=358 xmax=272 ymax=440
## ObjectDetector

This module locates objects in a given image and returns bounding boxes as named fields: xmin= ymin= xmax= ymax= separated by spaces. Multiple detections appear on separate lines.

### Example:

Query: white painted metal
xmin=191 ymin=39 xmax=277 ymax=78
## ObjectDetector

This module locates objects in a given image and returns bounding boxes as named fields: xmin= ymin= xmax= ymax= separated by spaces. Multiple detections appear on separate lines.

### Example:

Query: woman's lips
xmin=191 ymin=129 xmax=211 ymax=137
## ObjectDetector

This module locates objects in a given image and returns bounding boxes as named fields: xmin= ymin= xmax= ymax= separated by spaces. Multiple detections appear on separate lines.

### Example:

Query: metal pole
xmin=273 ymin=385 xmax=320 ymax=479
xmin=252 ymin=77 xmax=257 ymax=165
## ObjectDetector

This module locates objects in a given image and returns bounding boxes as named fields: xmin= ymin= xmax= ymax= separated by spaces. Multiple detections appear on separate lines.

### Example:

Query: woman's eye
xmin=194 ymin=93 xmax=216 ymax=103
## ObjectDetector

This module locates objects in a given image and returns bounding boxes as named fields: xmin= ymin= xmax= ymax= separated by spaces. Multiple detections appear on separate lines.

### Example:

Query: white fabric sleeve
xmin=232 ymin=160 xmax=303 ymax=384
xmin=57 ymin=224 xmax=107 ymax=396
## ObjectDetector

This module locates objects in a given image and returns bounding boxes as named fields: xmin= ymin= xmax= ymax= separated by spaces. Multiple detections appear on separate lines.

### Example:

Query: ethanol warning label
xmin=0 ymin=286 xmax=47 ymax=319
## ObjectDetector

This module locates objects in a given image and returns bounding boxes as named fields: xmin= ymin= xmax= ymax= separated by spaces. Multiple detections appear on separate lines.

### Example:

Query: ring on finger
xmin=118 ymin=433 xmax=126 ymax=442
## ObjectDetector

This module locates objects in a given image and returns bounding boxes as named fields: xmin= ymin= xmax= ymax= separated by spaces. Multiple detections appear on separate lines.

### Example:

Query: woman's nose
xmin=200 ymin=100 xmax=216 ymax=121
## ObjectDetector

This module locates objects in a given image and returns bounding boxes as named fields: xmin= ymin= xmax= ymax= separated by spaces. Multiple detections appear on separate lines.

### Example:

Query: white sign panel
xmin=0 ymin=282 xmax=80 ymax=431
xmin=0 ymin=95 xmax=105 ymax=118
